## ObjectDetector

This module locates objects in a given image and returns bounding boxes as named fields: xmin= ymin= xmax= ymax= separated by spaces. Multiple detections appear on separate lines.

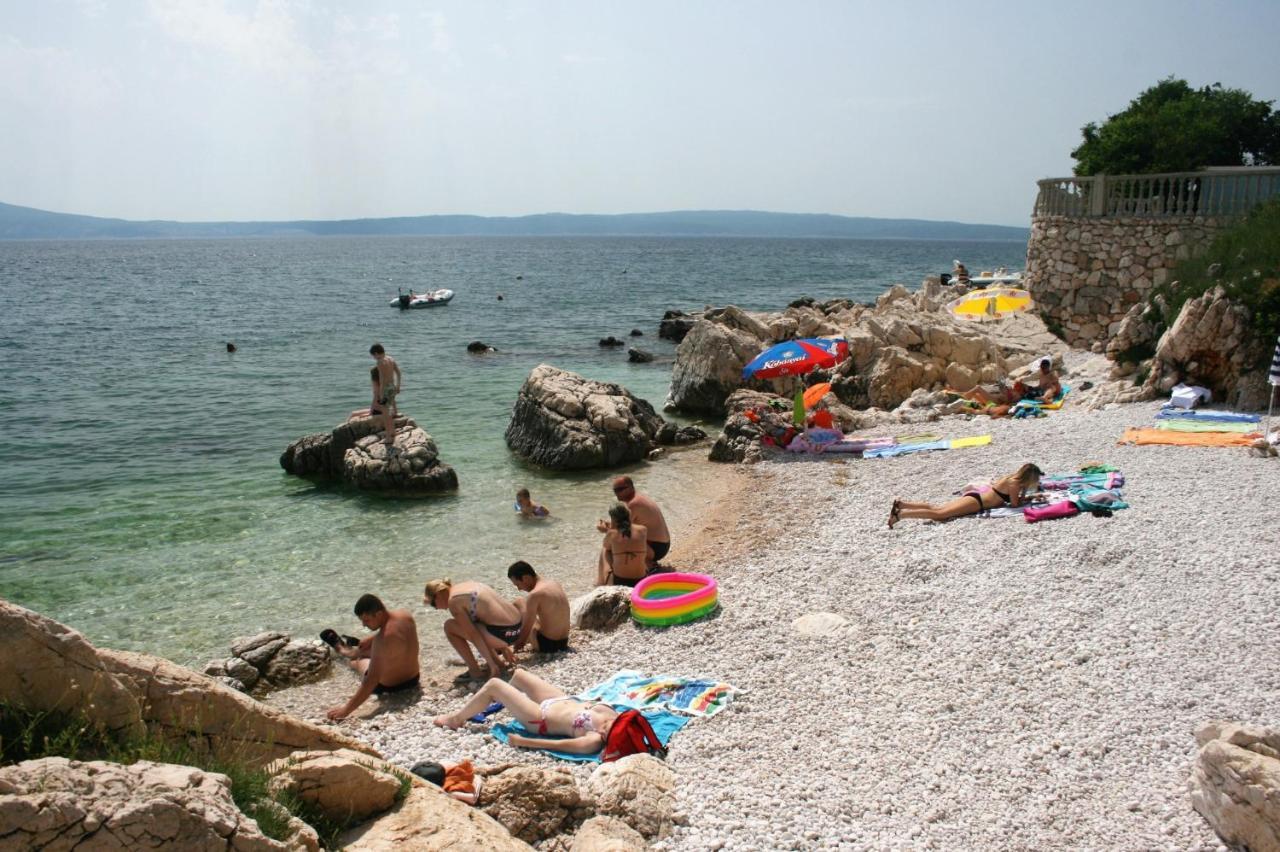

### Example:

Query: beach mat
xmin=865 ymin=434 xmax=992 ymax=459
xmin=1154 ymin=419 xmax=1257 ymax=433
xmin=490 ymin=710 xmax=689 ymax=763
xmin=1119 ymin=427 xmax=1257 ymax=447
xmin=1155 ymin=408 xmax=1261 ymax=423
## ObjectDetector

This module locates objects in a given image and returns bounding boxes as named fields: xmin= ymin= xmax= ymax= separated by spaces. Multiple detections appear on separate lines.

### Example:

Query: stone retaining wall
xmin=1025 ymin=214 xmax=1228 ymax=347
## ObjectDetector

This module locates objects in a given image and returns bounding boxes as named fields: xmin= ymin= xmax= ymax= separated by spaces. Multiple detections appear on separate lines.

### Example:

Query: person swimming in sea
xmin=514 ymin=487 xmax=550 ymax=519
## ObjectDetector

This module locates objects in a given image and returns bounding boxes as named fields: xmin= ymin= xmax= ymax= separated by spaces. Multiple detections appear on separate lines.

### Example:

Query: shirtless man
xmin=326 ymin=594 xmax=420 ymax=720
xmin=603 ymin=476 xmax=671 ymax=568
xmin=369 ymin=343 xmax=402 ymax=447
xmin=1017 ymin=359 xmax=1062 ymax=402
xmin=507 ymin=561 xmax=571 ymax=653
xmin=424 ymin=578 xmax=520 ymax=681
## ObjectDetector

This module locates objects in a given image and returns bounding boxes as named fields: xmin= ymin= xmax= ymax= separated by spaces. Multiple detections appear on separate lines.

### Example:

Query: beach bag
xmin=1024 ymin=501 xmax=1080 ymax=523
xmin=602 ymin=710 xmax=667 ymax=762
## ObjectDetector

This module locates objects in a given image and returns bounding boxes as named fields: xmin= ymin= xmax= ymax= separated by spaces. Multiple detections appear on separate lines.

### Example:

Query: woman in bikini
xmin=434 ymin=668 xmax=619 ymax=755
xmin=595 ymin=503 xmax=648 ymax=587
xmin=424 ymin=579 xmax=521 ymax=682
xmin=888 ymin=463 xmax=1043 ymax=529
xmin=348 ymin=366 xmax=385 ymax=420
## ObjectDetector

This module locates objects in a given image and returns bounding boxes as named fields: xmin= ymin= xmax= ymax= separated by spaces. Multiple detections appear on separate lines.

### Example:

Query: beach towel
xmin=1154 ymin=408 xmax=1261 ymax=424
xmin=976 ymin=506 xmax=1027 ymax=519
xmin=1011 ymin=385 xmax=1072 ymax=417
xmin=1072 ymin=488 xmax=1129 ymax=512
xmin=864 ymin=435 xmax=990 ymax=459
xmin=949 ymin=434 xmax=993 ymax=449
xmin=1041 ymin=471 xmax=1125 ymax=490
xmin=1153 ymin=419 xmax=1257 ymax=433
xmin=1119 ymin=428 xmax=1258 ymax=447
xmin=578 ymin=671 xmax=739 ymax=718
xmin=1024 ymin=501 xmax=1080 ymax=523
xmin=490 ymin=710 xmax=690 ymax=764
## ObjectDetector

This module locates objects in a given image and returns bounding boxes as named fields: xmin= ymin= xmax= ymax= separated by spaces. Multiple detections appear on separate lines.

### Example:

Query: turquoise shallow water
xmin=0 ymin=236 xmax=1025 ymax=665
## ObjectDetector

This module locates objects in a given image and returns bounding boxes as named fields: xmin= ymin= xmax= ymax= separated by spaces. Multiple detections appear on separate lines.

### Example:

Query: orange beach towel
xmin=1118 ymin=427 xmax=1258 ymax=448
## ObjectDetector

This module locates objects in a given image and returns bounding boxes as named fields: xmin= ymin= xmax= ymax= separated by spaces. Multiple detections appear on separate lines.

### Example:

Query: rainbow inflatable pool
xmin=630 ymin=572 xmax=718 ymax=627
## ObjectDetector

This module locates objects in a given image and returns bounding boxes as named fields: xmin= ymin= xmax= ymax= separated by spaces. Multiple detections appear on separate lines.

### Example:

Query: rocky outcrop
xmin=571 ymin=816 xmax=648 ymax=851
xmin=479 ymin=765 xmax=587 ymax=844
xmin=570 ymin=587 xmax=634 ymax=632
xmin=585 ymin=755 xmax=676 ymax=839
xmin=599 ymin=336 xmax=625 ymax=348
xmin=505 ymin=365 xmax=701 ymax=470
xmin=1190 ymin=720 xmax=1280 ymax=851
xmin=467 ymin=341 xmax=498 ymax=353
xmin=658 ymin=309 xmax=701 ymax=343
xmin=1 ymin=600 xmax=368 ymax=769
xmin=627 ymin=347 xmax=654 ymax=363
xmin=0 ymin=757 xmax=291 ymax=851
xmin=280 ymin=414 xmax=458 ymax=497
xmin=268 ymin=749 xmax=407 ymax=826
xmin=1143 ymin=286 xmax=1272 ymax=410
xmin=203 ymin=632 xmax=330 ymax=694
xmin=339 ymin=778 xmax=531 ymax=851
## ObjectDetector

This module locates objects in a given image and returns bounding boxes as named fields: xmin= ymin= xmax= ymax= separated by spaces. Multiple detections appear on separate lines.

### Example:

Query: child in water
xmin=515 ymin=488 xmax=550 ymax=519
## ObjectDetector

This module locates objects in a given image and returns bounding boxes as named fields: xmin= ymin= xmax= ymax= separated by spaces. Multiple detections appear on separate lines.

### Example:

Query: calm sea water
xmin=0 ymin=236 xmax=1025 ymax=665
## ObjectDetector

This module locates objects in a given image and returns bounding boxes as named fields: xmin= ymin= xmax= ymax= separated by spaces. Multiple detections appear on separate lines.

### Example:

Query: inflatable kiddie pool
xmin=631 ymin=572 xmax=718 ymax=626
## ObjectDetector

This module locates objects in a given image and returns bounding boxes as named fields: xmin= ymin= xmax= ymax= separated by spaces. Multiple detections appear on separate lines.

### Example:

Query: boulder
xmin=233 ymin=632 xmax=289 ymax=668
xmin=467 ymin=341 xmax=498 ymax=353
xmin=627 ymin=348 xmax=654 ymax=364
xmin=505 ymin=365 xmax=671 ymax=470
xmin=339 ymin=779 xmax=531 ymax=851
xmin=666 ymin=307 xmax=780 ymax=413
xmin=655 ymin=422 xmax=707 ymax=446
xmin=598 ymin=336 xmax=625 ymax=347
xmin=262 ymin=640 xmax=331 ymax=688
xmin=629 ymin=329 xmax=643 ymax=337
xmin=1143 ymin=286 xmax=1272 ymax=409
xmin=1190 ymin=720 xmax=1280 ymax=851
xmin=1104 ymin=299 xmax=1163 ymax=363
xmin=0 ymin=757 xmax=288 ymax=851
xmin=478 ymin=765 xmax=586 ymax=843
xmin=570 ymin=587 xmax=633 ymax=632
xmin=708 ymin=389 xmax=787 ymax=464
xmin=281 ymin=415 xmax=458 ymax=497
xmin=268 ymin=749 xmax=406 ymax=825
xmin=658 ymin=309 xmax=700 ymax=343
xmin=571 ymin=816 xmax=648 ymax=851
xmin=0 ymin=600 xmax=145 ymax=740
xmin=585 ymin=754 xmax=676 ymax=839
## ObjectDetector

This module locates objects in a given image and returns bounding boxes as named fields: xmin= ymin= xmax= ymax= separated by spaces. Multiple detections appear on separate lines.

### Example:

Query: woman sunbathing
xmin=888 ymin=463 xmax=1043 ymax=528
xmin=434 ymin=668 xmax=620 ymax=755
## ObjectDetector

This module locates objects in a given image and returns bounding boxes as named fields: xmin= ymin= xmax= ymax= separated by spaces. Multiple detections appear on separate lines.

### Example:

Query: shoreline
xmin=272 ymin=399 xmax=1278 ymax=849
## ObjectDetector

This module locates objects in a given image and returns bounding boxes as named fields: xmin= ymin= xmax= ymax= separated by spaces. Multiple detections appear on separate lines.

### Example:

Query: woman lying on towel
xmin=434 ymin=668 xmax=620 ymax=754
xmin=888 ymin=463 xmax=1043 ymax=529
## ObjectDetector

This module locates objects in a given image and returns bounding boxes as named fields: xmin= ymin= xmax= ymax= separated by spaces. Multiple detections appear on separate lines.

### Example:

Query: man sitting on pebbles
xmin=507 ymin=560 xmax=571 ymax=653
xmin=424 ymin=578 xmax=521 ymax=682
xmin=603 ymin=476 xmax=671 ymax=569
xmin=324 ymin=593 xmax=420 ymax=720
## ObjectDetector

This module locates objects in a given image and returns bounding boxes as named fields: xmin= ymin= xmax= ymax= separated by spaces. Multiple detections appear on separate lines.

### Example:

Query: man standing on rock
xmin=369 ymin=343 xmax=402 ymax=447
xmin=326 ymin=593 xmax=420 ymax=720
xmin=507 ymin=561 xmax=571 ymax=653
xmin=601 ymin=476 xmax=671 ymax=568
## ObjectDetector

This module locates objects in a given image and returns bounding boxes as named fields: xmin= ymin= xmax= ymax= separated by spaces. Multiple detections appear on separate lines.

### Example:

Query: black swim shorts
xmin=484 ymin=623 xmax=521 ymax=644
xmin=650 ymin=540 xmax=670 ymax=562
xmin=536 ymin=631 xmax=570 ymax=653
xmin=373 ymin=674 xmax=421 ymax=695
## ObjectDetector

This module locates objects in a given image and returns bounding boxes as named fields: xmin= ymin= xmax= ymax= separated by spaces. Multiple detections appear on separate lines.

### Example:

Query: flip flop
xmin=469 ymin=701 xmax=504 ymax=723
xmin=888 ymin=499 xmax=901 ymax=529
xmin=340 ymin=634 xmax=360 ymax=648
xmin=319 ymin=629 xmax=340 ymax=649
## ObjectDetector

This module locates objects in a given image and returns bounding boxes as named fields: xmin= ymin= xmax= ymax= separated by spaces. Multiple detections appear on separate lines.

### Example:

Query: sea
xmin=0 ymin=236 xmax=1026 ymax=666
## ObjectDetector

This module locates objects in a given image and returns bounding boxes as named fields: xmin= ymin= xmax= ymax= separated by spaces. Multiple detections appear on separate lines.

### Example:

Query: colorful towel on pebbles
xmin=488 ymin=671 xmax=738 ymax=763
xmin=1011 ymin=385 xmax=1071 ymax=418
xmin=1154 ymin=419 xmax=1257 ymax=433
xmin=863 ymin=434 xmax=992 ymax=459
xmin=1119 ymin=427 xmax=1258 ymax=447
xmin=1155 ymin=408 xmax=1261 ymax=423
xmin=978 ymin=467 xmax=1129 ymax=519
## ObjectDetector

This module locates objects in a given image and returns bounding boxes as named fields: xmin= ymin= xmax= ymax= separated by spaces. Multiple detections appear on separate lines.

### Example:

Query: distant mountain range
xmin=0 ymin=202 xmax=1029 ymax=241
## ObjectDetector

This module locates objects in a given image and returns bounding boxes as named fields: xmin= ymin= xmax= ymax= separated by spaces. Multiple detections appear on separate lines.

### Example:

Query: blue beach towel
xmin=490 ymin=710 xmax=690 ymax=763
xmin=1155 ymin=408 xmax=1261 ymax=423
xmin=863 ymin=439 xmax=951 ymax=459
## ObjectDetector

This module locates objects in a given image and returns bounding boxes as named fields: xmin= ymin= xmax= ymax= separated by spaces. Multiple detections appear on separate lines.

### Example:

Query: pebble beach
xmin=273 ymin=397 xmax=1280 ymax=850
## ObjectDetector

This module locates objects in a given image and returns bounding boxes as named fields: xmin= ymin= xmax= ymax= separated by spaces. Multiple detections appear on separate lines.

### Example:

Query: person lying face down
xmin=887 ymin=463 xmax=1044 ymax=529
xmin=424 ymin=578 xmax=520 ymax=682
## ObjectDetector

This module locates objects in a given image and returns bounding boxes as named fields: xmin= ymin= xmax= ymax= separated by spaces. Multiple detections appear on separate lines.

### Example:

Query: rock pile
xmin=505 ymin=365 xmax=704 ymax=470
xmin=658 ymin=309 xmax=701 ymax=342
xmin=202 ymin=631 xmax=331 ymax=694
xmin=280 ymin=414 xmax=458 ymax=497
xmin=1189 ymin=720 xmax=1280 ymax=851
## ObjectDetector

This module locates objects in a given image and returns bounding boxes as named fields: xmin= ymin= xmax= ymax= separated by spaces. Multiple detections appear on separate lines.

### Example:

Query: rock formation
xmin=0 ymin=757 xmax=295 ymax=851
xmin=598 ymin=336 xmax=625 ymax=347
xmin=467 ymin=341 xmax=498 ymax=353
xmin=627 ymin=347 xmax=654 ymax=363
xmin=203 ymin=632 xmax=331 ymax=694
xmin=1142 ymin=286 xmax=1272 ymax=409
xmin=479 ymin=764 xmax=588 ymax=844
xmin=570 ymin=816 xmax=648 ymax=851
xmin=569 ymin=586 xmax=634 ymax=632
xmin=658 ymin=309 xmax=701 ymax=343
xmin=338 ymin=778 xmax=531 ymax=851
xmin=0 ymin=600 xmax=372 ymax=769
xmin=280 ymin=414 xmax=458 ymax=497
xmin=585 ymin=755 xmax=677 ymax=839
xmin=505 ymin=365 xmax=703 ymax=470
xmin=268 ymin=749 xmax=407 ymax=826
xmin=1190 ymin=720 xmax=1280 ymax=851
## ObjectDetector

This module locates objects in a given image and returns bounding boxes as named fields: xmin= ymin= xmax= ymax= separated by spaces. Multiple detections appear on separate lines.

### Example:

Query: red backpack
xmin=602 ymin=710 xmax=667 ymax=762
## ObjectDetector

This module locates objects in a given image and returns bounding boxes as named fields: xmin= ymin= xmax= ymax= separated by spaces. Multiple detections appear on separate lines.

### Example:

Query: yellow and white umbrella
xmin=947 ymin=287 xmax=1033 ymax=321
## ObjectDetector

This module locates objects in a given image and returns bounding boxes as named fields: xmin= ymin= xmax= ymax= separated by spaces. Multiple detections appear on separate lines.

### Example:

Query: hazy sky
xmin=2 ymin=1 xmax=1277 ymax=226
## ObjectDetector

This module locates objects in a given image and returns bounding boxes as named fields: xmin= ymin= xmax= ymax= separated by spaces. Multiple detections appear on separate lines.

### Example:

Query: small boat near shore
xmin=390 ymin=288 xmax=454 ymax=309
xmin=969 ymin=270 xmax=1024 ymax=286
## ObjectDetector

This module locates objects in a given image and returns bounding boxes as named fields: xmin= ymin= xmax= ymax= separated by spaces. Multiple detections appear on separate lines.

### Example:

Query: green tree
xmin=1072 ymin=77 xmax=1280 ymax=175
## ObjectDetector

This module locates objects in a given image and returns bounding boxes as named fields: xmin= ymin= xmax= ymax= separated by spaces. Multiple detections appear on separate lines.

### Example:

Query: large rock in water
xmin=505 ymin=365 xmax=700 ymax=470
xmin=0 ymin=757 xmax=292 ymax=851
xmin=1143 ymin=285 xmax=1272 ymax=409
xmin=1190 ymin=720 xmax=1280 ymax=851
xmin=280 ymin=414 xmax=458 ymax=497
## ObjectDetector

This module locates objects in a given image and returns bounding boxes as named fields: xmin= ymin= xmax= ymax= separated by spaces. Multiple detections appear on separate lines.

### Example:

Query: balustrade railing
xmin=1034 ymin=167 xmax=1280 ymax=218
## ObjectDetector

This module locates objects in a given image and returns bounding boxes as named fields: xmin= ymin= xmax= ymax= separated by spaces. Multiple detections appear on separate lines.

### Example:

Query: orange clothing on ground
xmin=443 ymin=760 xmax=475 ymax=795
xmin=1118 ymin=427 xmax=1258 ymax=448
xmin=809 ymin=410 xmax=834 ymax=429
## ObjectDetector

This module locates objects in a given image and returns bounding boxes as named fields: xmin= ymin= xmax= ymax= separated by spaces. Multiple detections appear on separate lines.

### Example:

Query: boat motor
xmin=398 ymin=293 xmax=412 ymax=310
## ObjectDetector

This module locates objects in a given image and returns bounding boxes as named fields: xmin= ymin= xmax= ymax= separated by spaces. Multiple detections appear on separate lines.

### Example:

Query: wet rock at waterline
xmin=281 ymin=414 xmax=458 ymax=497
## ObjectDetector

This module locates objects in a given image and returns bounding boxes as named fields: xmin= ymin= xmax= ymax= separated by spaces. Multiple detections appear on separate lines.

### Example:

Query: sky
xmin=1 ymin=1 xmax=1277 ymax=227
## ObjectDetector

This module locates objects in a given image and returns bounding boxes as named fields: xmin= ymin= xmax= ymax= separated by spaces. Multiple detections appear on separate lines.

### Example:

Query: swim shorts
xmin=484 ymin=623 xmax=521 ymax=644
xmin=373 ymin=674 xmax=421 ymax=695
xmin=536 ymin=631 xmax=570 ymax=653
xmin=649 ymin=540 xmax=670 ymax=562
